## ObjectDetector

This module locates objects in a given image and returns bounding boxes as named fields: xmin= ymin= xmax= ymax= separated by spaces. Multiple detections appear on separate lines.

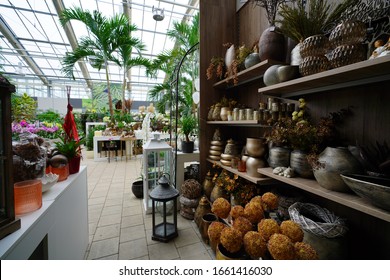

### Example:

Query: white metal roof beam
xmin=52 ymin=0 xmax=94 ymax=89
xmin=0 ymin=15 xmax=50 ymax=86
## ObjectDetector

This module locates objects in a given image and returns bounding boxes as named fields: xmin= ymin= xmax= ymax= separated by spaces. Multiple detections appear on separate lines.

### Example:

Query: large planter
xmin=290 ymin=150 xmax=313 ymax=178
xmin=313 ymin=147 xmax=363 ymax=192
xmin=131 ymin=180 xmax=143 ymax=198
xmin=258 ymin=26 xmax=286 ymax=62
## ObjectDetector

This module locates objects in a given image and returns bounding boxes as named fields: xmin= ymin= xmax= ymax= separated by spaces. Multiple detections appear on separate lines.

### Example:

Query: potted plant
xmin=179 ymin=114 xmax=197 ymax=153
xmin=54 ymin=138 xmax=84 ymax=174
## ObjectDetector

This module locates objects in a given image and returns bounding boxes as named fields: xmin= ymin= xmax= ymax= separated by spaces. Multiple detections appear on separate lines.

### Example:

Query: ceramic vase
xmin=290 ymin=150 xmax=313 ymax=178
xmin=202 ymin=174 xmax=214 ymax=200
xmin=199 ymin=213 xmax=218 ymax=244
xmin=258 ymin=26 xmax=286 ymax=62
xmin=313 ymin=147 xmax=363 ymax=192
xmin=245 ymin=137 xmax=266 ymax=158
xmin=268 ymin=146 xmax=291 ymax=168
xmin=194 ymin=196 xmax=211 ymax=228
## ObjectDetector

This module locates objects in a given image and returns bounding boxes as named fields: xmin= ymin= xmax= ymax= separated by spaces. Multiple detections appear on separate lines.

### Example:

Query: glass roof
xmin=0 ymin=0 xmax=199 ymax=101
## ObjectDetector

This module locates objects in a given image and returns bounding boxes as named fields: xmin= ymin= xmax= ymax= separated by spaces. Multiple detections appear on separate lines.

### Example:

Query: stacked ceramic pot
xmin=299 ymin=34 xmax=330 ymax=76
xmin=208 ymin=128 xmax=224 ymax=161
xmin=243 ymin=138 xmax=267 ymax=178
xmin=220 ymin=139 xmax=240 ymax=167
xmin=179 ymin=179 xmax=202 ymax=220
xmin=328 ymin=21 xmax=367 ymax=69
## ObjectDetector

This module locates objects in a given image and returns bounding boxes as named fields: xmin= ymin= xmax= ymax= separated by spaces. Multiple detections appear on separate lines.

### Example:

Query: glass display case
xmin=0 ymin=75 xmax=21 ymax=240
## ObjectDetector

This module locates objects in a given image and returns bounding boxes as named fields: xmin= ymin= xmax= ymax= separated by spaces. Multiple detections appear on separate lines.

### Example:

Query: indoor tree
xmin=59 ymin=7 xmax=126 ymax=119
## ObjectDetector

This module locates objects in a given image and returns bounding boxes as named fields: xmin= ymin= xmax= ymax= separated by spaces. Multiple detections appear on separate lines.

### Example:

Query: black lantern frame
xmin=150 ymin=175 xmax=179 ymax=242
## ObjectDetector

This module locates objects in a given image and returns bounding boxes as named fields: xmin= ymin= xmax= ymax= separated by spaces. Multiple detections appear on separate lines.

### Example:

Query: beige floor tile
xmin=120 ymin=224 xmax=145 ymax=243
xmin=148 ymin=241 xmax=179 ymax=260
xmin=177 ymin=242 xmax=208 ymax=259
xmin=87 ymin=237 xmax=120 ymax=259
xmin=94 ymin=224 xmax=121 ymax=241
xmin=174 ymin=228 xmax=201 ymax=248
xmin=119 ymin=238 xmax=148 ymax=259
xmin=121 ymin=214 xmax=144 ymax=228
xmin=104 ymin=198 xmax=124 ymax=207
xmin=98 ymin=213 xmax=122 ymax=227
xmin=88 ymin=196 xmax=106 ymax=206
xmin=101 ymin=205 xmax=122 ymax=216
xmin=96 ymin=254 xmax=119 ymax=260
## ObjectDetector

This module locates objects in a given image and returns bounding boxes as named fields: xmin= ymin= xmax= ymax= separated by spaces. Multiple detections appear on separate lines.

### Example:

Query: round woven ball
xmin=258 ymin=218 xmax=280 ymax=242
xmin=294 ymin=242 xmax=319 ymax=260
xmin=267 ymin=233 xmax=295 ymax=260
xmin=280 ymin=220 xmax=304 ymax=243
xmin=181 ymin=179 xmax=202 ymax=199
xmin=243 ymin=231 xmax=267 ymax=259
xmin=211 ymin=197 xmax=231 ymax=219
xmin=220 ymin=227 xmax=243 ymax=253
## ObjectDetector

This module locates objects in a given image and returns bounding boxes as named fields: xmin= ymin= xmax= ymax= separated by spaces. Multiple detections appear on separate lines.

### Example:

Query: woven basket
xmin=288 ymin=202 xmax=348 ymax=238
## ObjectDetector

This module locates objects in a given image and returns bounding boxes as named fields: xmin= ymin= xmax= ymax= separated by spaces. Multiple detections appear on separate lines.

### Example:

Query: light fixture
xmin=152 ymin=6 xmax=165 ymax=21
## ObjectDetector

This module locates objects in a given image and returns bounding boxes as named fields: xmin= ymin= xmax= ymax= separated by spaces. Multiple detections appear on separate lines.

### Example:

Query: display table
xmin=0 ymin=166 xmax=88 ymax=260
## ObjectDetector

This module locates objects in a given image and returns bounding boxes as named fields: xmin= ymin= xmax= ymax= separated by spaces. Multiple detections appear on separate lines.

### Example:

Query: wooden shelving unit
xmin=207 ymin=159 xmax=275 ymax=185
xmin=258 ymin=167 xmax=390 ymax=222
xmin=213 ymin=59 xmax=279 ymax=89
xmin=258 ymin=56 xmax=390 ymax=98
xmin=207 ymin=120 xmax=271 ymax=127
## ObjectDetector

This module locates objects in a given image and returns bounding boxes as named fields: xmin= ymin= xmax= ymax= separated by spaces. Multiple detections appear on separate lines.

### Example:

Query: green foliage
xmin=11 ymin=92 xmax=37 ymax=122
xmin=55 ymin=138 xmax=85 ymax=159
xmin=36 ymin=109 xmax=61 ymax=123
xmin=277 ymin=0 xmax=360 ymax=42
xmin=86 ymin=125 xmax=105 ymax=151
xmin=179 ymin=114 xmax=197 ymax=142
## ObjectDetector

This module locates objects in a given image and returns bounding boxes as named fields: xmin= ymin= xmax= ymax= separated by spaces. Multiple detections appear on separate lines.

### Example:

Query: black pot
xmin=131 ymin=180 xmax=143 ymax=198
xmin=181 ymin=141 xmax=194 ymax=153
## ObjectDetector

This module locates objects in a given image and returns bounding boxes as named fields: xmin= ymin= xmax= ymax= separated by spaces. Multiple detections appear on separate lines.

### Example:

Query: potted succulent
xmin=54 ymin=138 xmax=84 ymax=174
xmin=179 ymin=114 xmax=197 ymax=153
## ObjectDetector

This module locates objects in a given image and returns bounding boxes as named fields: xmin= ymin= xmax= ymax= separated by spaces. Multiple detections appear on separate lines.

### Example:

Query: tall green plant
xmin=11 ymin=92 xmax=37 ymax=122
xmin=114 ymin=22 xmax=151 ymax=114
xmin=59 ymin=7 xmax=126 ymax=119
xmin=148 ymin=13 xmax=199 ymax=116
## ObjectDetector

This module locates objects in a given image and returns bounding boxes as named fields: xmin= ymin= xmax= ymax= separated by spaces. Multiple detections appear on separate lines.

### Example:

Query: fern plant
xmin=277 ymin=0 xmax=361 ymax=42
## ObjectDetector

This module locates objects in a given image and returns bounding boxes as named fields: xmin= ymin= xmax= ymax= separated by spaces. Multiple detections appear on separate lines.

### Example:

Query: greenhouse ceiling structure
xmin=0 ymin=0 xmax=199 ymax=101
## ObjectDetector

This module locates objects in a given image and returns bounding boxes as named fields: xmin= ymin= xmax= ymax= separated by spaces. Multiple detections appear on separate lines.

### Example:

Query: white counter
xmin=0 ymin=166 xmax=89 ymax=260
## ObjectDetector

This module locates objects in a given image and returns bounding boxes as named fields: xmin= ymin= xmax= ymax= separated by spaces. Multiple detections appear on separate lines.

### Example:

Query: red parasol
xmin=63 ymin=86 xmax=79 ymax=143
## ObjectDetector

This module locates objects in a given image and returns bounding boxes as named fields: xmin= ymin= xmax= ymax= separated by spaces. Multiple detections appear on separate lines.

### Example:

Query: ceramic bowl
xmin=340 ymin=174 xmax=390 ymax=211
xmin=40 ymin=173 xmax=59 ymax=192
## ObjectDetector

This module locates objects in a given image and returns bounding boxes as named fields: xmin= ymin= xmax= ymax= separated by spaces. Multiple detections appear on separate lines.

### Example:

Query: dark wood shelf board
xmin=257 ymin=167 xmax=390 ymax=222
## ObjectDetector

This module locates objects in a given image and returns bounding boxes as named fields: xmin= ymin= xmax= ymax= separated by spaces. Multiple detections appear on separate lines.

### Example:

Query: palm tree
xmin=114 ymin=22 xmax=151 ymax=114
xmin=59 ymin=7 xmax=125 ymax=119
xmin=148 ymin=13 xmax=199 ymax=115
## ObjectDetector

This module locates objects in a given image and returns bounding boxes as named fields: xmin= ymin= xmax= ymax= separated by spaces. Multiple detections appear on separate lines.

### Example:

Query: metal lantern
xmin=150 ymin=174 xmax=179 ymax=242
xmin=142 ymin=133 xmax=173 ymax=213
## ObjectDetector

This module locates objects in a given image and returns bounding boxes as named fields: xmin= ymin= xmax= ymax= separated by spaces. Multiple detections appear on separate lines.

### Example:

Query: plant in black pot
xmin=179 ymin=114 xmax=197 ymax=153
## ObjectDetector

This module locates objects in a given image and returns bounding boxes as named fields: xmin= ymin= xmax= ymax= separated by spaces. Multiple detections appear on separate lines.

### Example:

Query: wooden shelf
xmin=207 ymin=120 xmax=271 ymax=127
xmin=258 ymin=56 xmax=390 ymax=98
xmin=213 ymin=59 xmax=280 ymax=89
xmin=257 ymin=167 xmax=390 ymax=222
xmin=207 ymin=159 xmax=275 ymax=185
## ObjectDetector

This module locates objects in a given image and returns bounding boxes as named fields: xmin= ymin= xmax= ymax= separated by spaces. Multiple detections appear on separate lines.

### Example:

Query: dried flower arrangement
xmin=243 ymin=231 xmax=268 ymax=259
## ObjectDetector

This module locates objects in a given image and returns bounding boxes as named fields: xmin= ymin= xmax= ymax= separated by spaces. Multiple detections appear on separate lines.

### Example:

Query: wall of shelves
xmin=200 ymin=0 xmax=390 ymax=259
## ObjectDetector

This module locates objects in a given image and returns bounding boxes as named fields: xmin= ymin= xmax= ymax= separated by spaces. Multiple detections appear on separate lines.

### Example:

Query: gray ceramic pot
xmin=290 ymin=150 xmax=313 ymax=178
xmin=268 ymin=146 xmax=291 ymax=168
xmin=313 ymin=147 xmax=363 ymax=192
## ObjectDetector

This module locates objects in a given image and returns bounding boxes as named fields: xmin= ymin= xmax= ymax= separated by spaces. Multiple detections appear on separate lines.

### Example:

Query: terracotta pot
xmin=313 ymin=147 xmax=363 ymax=192
xmin=245 ymin=157 xmax=266 ymax=178
xmin=290 ymin=150 xmax=313 ymax=178
xmin=194 ymin=196 xmax=211 ymax=228
xmin=245 ymin=137 xmax=266 ymax=158
xmin=202 ymin=174 xmax=214 ymax=200
xmin=199 ymin=213 xmax=218 ymax=244
xmin=268 ymin=146 xmax=291 ymax=168
xmin=258 ymin=26 xmax=286 ymax=62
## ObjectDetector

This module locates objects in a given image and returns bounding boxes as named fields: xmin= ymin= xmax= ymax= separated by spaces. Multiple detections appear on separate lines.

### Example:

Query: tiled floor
xmin=82 ymin=152 xmax=214 ymax=260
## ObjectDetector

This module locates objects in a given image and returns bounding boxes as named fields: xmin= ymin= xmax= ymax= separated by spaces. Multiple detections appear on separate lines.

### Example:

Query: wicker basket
xmin=329 ymin=21 xmax=367 ymax=48
xmin=288 ymin=202 xmax=348 ymax=238
xmin=300 ymin=35 xmax=329 ymax=57
xmin=299 ymin=56 xmax=330 ymax=76
xmin=329 ymin=44 xmax=367 ymax=68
